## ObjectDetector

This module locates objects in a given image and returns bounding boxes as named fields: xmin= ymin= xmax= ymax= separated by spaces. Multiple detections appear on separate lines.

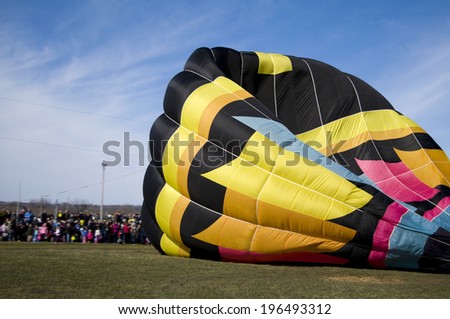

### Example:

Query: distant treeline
xmin=0 ymin=200 xmax=141 ymax=216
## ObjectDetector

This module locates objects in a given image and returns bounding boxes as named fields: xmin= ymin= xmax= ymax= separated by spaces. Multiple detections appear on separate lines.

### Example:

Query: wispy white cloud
xmin=370 ymin=26 xmax=450 ymax=155
xmin=1 ymin=1 xmax=449 ymax=205
xmin=379 ymin=40 xmax=450 ymax=115
xmin=0 ymin=1 xmax=254 ymax=204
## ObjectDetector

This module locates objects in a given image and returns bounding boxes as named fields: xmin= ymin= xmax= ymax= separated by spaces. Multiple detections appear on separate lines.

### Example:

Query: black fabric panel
xmin=190 ymin=141 xmax=236 ymax=175
xmin=163 ymin=71 xmax=210 ymax=123
xmin=141 ymin=164 xmax=166 ymax=253
xmin=328 ymin=192 xmax=393 ymax=267
xmin=274 ymin=71 xmax=294 ymax=119
xmin=437 ymin=185 xmax=450 ymax=197
xmin=289 ymin=58 xmax=323 ymax=134
xmin=184 ymin=47 xmax=225 ymax=81
xmin=221 ymin=97 xmax=277 ymax=120
xmin=419 ymin=227 xmax=450 ymax=271
xmin=407 ymin=192 xmax=446 ymax=216
xmin=180 ymin=202 xmax=221 ymax=260
xmin=253 ymin=74 xmax=276 ymax=116
xmin=330 ymin=192 xmax=391 ymax=244
xmin=187 ymin=147 xmax=227 ymax=214
xmin=340 ymin=141 xmax=390 ymax=174
xmin=208 ymin=107 xmax=256 ymax=156
xmin=350 ymin=181 xmax=385 ymax=197
xmin=345 ymin=74 xmax=394 ymax=112
xmin=415 ymin=133 xmax=442 ymax=150
xmin=149 ymin=114 xmax=179 ymax=164
xmin=142 ymin=163 xmax=165 ymax=219
xmin=141 ymin=200 xmax=164 ymax=253
xmin=328 ymin=242 xmax=370 ymax=268
xmin=331 ymin=133 xmax=439 ymax=175
xmin=302 ymin=58 xmax=362 ymax=126
xmin=326 ymin=196 xmax=391 ymax=268
xmin=275 ymin=57 xmax=299 ymax=133
xmin=211 ymin=47 xmax=243 ymax=85
xmin=240 ymin=51 xmax=261 ymax=98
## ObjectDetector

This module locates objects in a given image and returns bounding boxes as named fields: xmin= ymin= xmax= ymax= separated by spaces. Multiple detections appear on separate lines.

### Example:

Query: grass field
xmin=0 ymin=242 xmax=449 ymax=299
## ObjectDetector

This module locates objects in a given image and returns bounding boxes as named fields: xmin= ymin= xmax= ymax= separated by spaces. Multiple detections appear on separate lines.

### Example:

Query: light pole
xmin=100 ymin=161 xmax=107 ymax=221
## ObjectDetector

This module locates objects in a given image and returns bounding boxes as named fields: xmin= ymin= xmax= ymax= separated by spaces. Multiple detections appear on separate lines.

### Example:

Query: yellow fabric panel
xmin=180 ymin=76 xmax=251 ymax=135
xmin=422 ymin=149 xmax=450 ymax=162
xmin=395 ymin=149 xmax=450 ymax=187
xmin=317 ymin=128 xmax=418 ymax=156
xmin=240 ymin=131 xmax=282 ymax=171
xmin=255 ymin=52 xmax=293 ymax=75
xmin=156 ymin=184 xmax=191 ymax=253
xmin=202 ymin=131 xmax=281 ymax=199
xmin=177 ymin=136 xmax=206 ymax=197
xmin=162 ymin=126 xmax=194 ymax=192
xmin=259 ymin=174 xmax=352 ymax=220
xmin=170 ymin=196 xmax=191 ymax=248
xmin=202 ymin=156 xmax=271 ymax=199
xmin=204 ymin=137 xmax=371 ymax=220
xmin=261 ymin=149 xmax=372 ymax=220
xmin=257 ymin=201 xmax=357 ymax=243
xmin=223 ymin=188 xmax=258 ymax=224
xmin=251 ymin=226 xmax=347 ymax=254
xmin=193 ymin=212 xmax=346 ymax=254
xmin=193 ymin=215 xmax=257 ymax=251
xmin=436 ymin=162 xmax=450 ymax=184
xmin=296 ymin=110 xmax=425 ymax=155
xmin=198 ymin=89 xmax=251 ymax=137
xmin=155 ymin=184 xmax=180 ymax=239
xmin=160 ymin=234 xmax=190 ymax=257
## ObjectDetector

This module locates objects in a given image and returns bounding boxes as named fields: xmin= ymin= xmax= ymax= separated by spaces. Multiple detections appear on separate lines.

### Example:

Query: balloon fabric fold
xmin=142 ymin=47 xmax=450 ymax=271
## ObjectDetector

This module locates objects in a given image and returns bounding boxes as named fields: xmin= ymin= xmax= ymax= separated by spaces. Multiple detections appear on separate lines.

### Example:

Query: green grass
xmin=0 ymin=242 xmax=449 ymax=298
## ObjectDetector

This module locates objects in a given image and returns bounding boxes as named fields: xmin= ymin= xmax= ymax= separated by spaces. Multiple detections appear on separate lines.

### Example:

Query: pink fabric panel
xmin=368 ymin=202 xmax=408 ymax=268
xmin=423 ymin=197 xmax=450 ymax=221
xmin=356 ymin=159 xmax=439 ymax=202
xmin=218 ymin=247 xmax=348 ymax=265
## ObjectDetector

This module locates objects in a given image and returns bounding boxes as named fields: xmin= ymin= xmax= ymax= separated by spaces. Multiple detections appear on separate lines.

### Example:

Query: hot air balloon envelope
xmin=142 ymin=47 xmax=450 ymax=271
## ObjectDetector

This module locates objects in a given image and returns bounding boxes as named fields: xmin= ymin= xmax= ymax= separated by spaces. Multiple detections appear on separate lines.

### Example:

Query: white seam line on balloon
xmin=301 ymin=59 xmax=339 ymax=164
xmin=269 ymin=54 xmax=278 ymax=118
xmin=239 ymin=52 xmax=244 ymax=87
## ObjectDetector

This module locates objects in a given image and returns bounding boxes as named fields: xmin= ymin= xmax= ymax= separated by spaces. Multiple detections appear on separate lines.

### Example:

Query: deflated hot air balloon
xmin=142 ymin=47 xmax=450 ymax=271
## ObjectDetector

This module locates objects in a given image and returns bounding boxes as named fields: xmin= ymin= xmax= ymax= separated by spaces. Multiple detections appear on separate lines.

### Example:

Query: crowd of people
xmin=0 ymin=208 xmax=151 ymax=245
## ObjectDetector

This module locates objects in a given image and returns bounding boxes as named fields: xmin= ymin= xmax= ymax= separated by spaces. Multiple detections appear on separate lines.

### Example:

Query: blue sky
xmin=1 ymin=0 xmax=449 ymax=205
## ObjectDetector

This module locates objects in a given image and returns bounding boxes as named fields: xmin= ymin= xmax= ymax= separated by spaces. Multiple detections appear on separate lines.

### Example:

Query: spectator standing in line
xmin=112 ymin=221 xmax=120 ymax=243
xmin=65 ymin=222 xmax=73 ymax=242
xmin=81 ymin=227 xmax=88 ymax=243
xmin=39 ymin=223 xmax=48 ymax=241
xmin=123 ymin=222 xmax=131 ymax=244
xmin=94 ymin=227 xmax=101 ymax=243
xmin=24 ymin=209 xmax=34 ymax=224
xmin=87 ymin=229 xmax=94 ymax=243
xmin=53 ymin=226 xmax=61 ymax=242
xmin=26 ymin=223 xmax=34 ymax=242
xmin=1 ymin=221 xmax=8 ymax=241
xmin=32 ymin=225 xmax=39 ymax=242
xmin=130 ymin=222 xmax=137 ymax=244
